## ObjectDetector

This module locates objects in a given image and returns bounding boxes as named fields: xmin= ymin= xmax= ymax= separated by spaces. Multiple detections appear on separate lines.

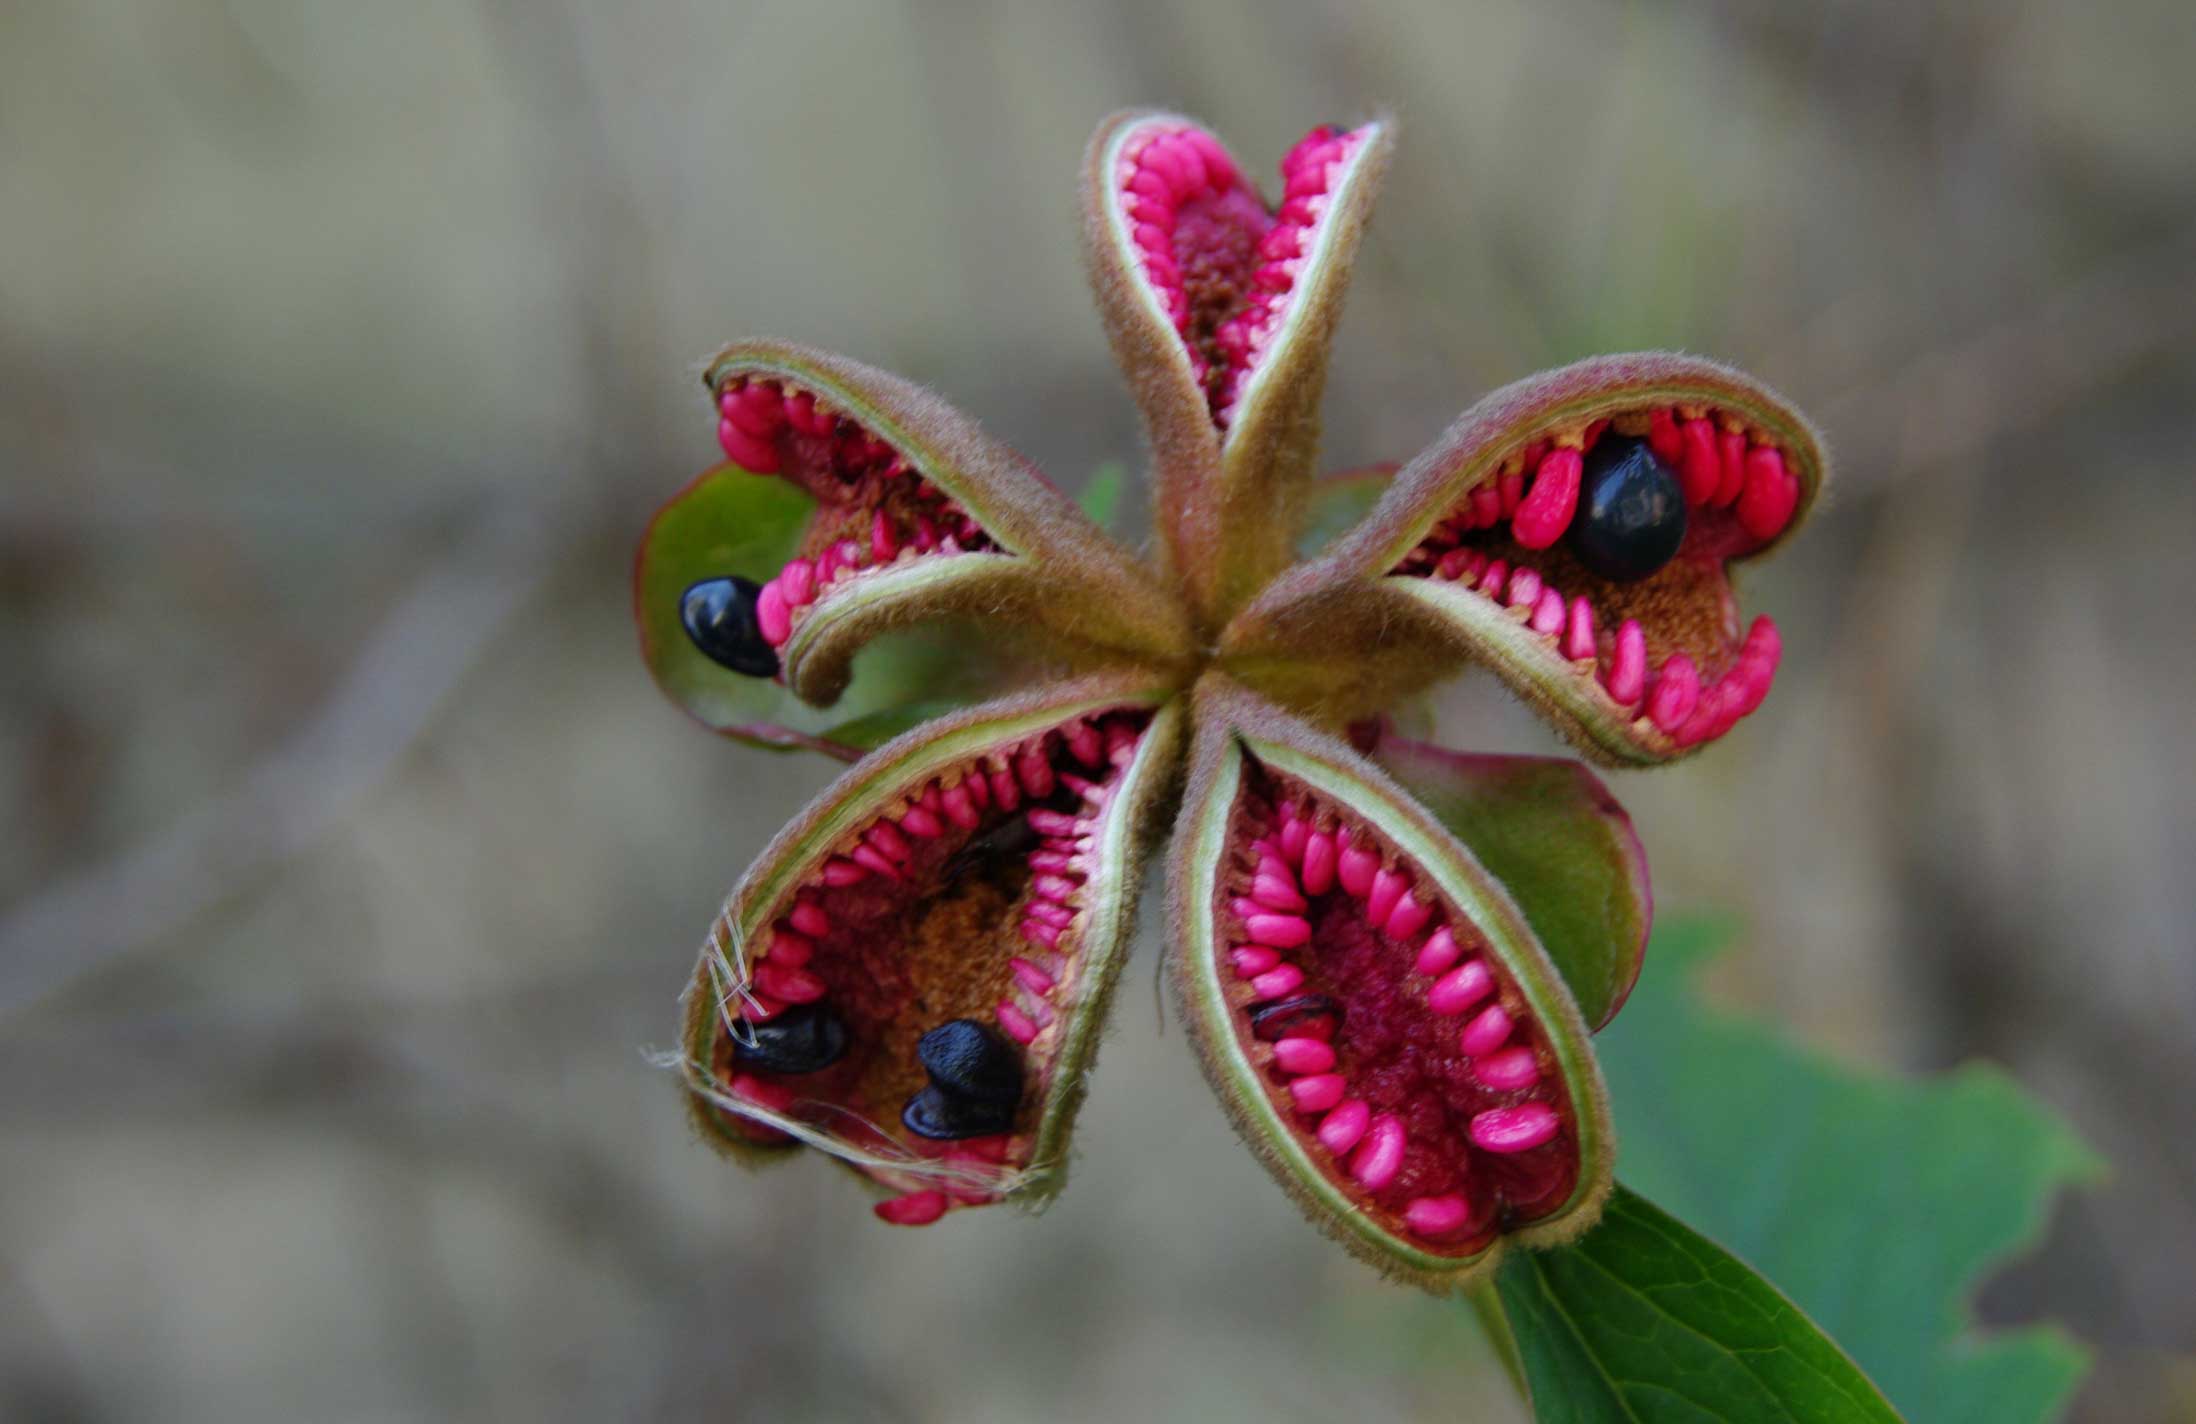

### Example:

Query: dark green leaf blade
xmin=1076 ymin=461 xmax=1127 ymax=532
xmin=1496 ymin=1185 xmax=1903 ymax=1423
xmin=1590 ymin=921 xmax=2103 ymax=1424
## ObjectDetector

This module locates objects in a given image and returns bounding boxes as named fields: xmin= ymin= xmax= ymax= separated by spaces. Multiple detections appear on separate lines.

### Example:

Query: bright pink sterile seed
xmin=1470 ymin=1103 xmax=1561 ymax=1154
xmin=961 ymin=770 xmax=991 ymax=810
xmin=1404 ymin=1195 xmax=1471 ymax=1238
xmin=1607 ymin=620 xmax=1647 ymax=705
xmin=1366 ymin=868 xmax=1407 ymax=929
xmin=1437 ymin=548 xmax=1475 ymax=581
xmin=1469 ymin=486 xmax=1502 ymax=529
xmin=1460 ymin=1002 xmax=1514 ymax=1056
xmin=1678 ymin=417 xmax=1721 ymax=504
xmin=1428 ymin=959 xmax=1495 ymax=1015
xmin=1027 ymin=808 xmax=1082 ymax=837
xmin=1514 ymin=447 xmax=1583 ymax=549
xmin=1715 ymin=428 xmax=1748 ymax=507
xmin=1478 ymin=559 xmax=1510 ymax=596
xmin=779 ymin=559 xmax=817 ymax=607
xmin=1252 ymin=875 xmax=1308 ymax=912
xmin=1531 ymin=586 xmax=1567 ymax=635
xmin=1014 ymin=988 xmax=1055 ymax=1028
xmin=1026 ymin=900 xmax=1073 ymax=928
xmin=1737 ymin=445 xmax=1797 ymax=540
xmin=1288 ymin=1073 xmax=1348 ymax=1113
xmin=1414 ymin=926 xmax=1462 ymax=976
xmin=1245 ymin=913 xmax=1312 ymax=948
xmin=1010 ymin=957 xmax=1056 ymax=995
xmin=1031 ymin=874 xmax=1079 ymax=904
xmin=722 ymin=390 xmax=782 ymax=439
xmin=899 ymin=803 xmax=944 ymax=838
xmin=1506 ymin=566 xmax=1543 ymax=609
xmin=768 ymin=929 xmax=813 ymax=967
xmin=988 ymin=766 xmax=1020 ymax=812
xmin=1384 ymin=889 xmax=1432 ymax=941
xmin=865 ymin=820 xmax=910 ymax=862
xmin=1563 ymin=595 xmax=1597 ymax=662
xmin=754 ymin=961 xmax=826 ymax=1005
xmin=1249 ymin=965 xmax=1306 ymax=1001
xmin=1231 ymin=945 xmax=1282 ymax=978
xmin=871 ymin=509 xmax=901 ymax=562
xmin=1648 ymin=407 xmax=1684 ymax=465
xmin=849 ymin=844 xmax=901 ymax=880
xmin=789 ymin=901 xmax=830 ymax=938
xmin=875 ymin=1190 xmax=949 ymax=1226
xmin=820 ymin=857 xmax=867 ymax=887
xmin=997 ymin=1002 xmax=1040 ymax=1044
xmin=1020 ymin=919 xmax=1062 ymax=950
xmin=1273 ymin=1037 xmax=1337 ymax=1075
xmin=1067 ymin=721 xmax=1103 ymax=767
xmin=728 ymin=1072 xmax=795 ymax=1112
xmin=1279 ymin=812 xmax=1312 ymax=863
xmin=1015 ymin=747 xmax=1055 ymax=799
xmin=1029 ymin=851 xmax=1077 ymax=874
xmin=1338 ymin=842 xmax=1380 ymax=898
xmin=939 ymin=784 xmax=981 ymax=830
xmin=1318 ymin=1099 xmax=1371 ymax=1154
xmin=1499 ymin=469 xmax=1526 ymax=517
xmin=1299 ymin=831 xmax=1337 ymax=895
xmin=1350 ymin=1115 xmax=1406 ymax=1190
xmin=1647 ymin=654 xmax=1701 ymax=732
xmin=755 ymin=580 xmax=792 ymax=645
xmin=1473 ymin=1045 xmax=1541 ymax=1091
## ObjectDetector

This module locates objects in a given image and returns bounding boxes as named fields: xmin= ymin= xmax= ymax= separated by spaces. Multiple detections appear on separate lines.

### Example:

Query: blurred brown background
xmin=3 ymin=2 xmax=2192 ymax=1420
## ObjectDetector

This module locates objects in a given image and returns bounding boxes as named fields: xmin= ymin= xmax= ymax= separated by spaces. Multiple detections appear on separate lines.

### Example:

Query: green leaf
xmin=1586 ymin=921 xmax=2103 ymax=1424
xmin=1496 ymin=1185 xmax=1903 ymax=1422
xmin=634 ymin=465 xmax=1005 ymax=757
xmin=1374 ymin=739 xmax=1649 ymax=1030
xmin=1076 ymin=462 xmax=1127 ymax=532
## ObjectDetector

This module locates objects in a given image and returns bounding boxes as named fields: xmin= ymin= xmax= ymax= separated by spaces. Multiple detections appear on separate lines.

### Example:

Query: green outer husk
xmin=679 ymin=673 xmax=1186 ymax=1208
xmin=1169 ymin=682 xmax=1613 ymax=1291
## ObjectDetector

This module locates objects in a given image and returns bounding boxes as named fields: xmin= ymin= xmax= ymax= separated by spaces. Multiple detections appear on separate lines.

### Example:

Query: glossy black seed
xmin=1249 ymin=994 xmax=1344 ymax=1043
xmin=916 ymin=1018 xmax=1024 ymax=1106
xmin=901 ymin=1084 xmax=1016 ymax=1140
xmin=1567 ymin=436 xmax=1688 ymax=583
xmin=680 ymin=576 xmax=779 ymax=677
xmin=730 ymin=1004 xmax=847 ymax=1076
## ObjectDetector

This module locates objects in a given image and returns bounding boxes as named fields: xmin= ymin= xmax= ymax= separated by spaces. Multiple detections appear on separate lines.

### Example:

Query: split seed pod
xmin=676 ymin=675 xmax=1183 ymax=1224
xmin=1224 ymin=354 xmax=1827 ymax=764
xmin=1084 ymin=111 xmax=1394 ymax=628
xmin=1169 ymin=680 xmax=1617 ymax=1288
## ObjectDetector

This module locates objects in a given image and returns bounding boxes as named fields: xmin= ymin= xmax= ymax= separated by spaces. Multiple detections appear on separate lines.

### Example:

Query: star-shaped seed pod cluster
xmin=634 ymin=111 xmax=1825 ymax=1291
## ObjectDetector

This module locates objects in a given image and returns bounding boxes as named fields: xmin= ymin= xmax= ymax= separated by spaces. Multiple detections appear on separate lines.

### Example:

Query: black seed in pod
xmin=1567 ymin=435 xmax=1688 ymax=584
xmin=730 ymin=1004 xmax=847 ymax=1075
xmin=916 ymin=1018 xmax=1025 ymax=1106
xmin=680 ymin=576 xmax=780 ymax=677
xmin=901 ymin=1084 xmax=1017 ymax=1141
xmin=1249 ymin=994 xmax=1343 ymax=1043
